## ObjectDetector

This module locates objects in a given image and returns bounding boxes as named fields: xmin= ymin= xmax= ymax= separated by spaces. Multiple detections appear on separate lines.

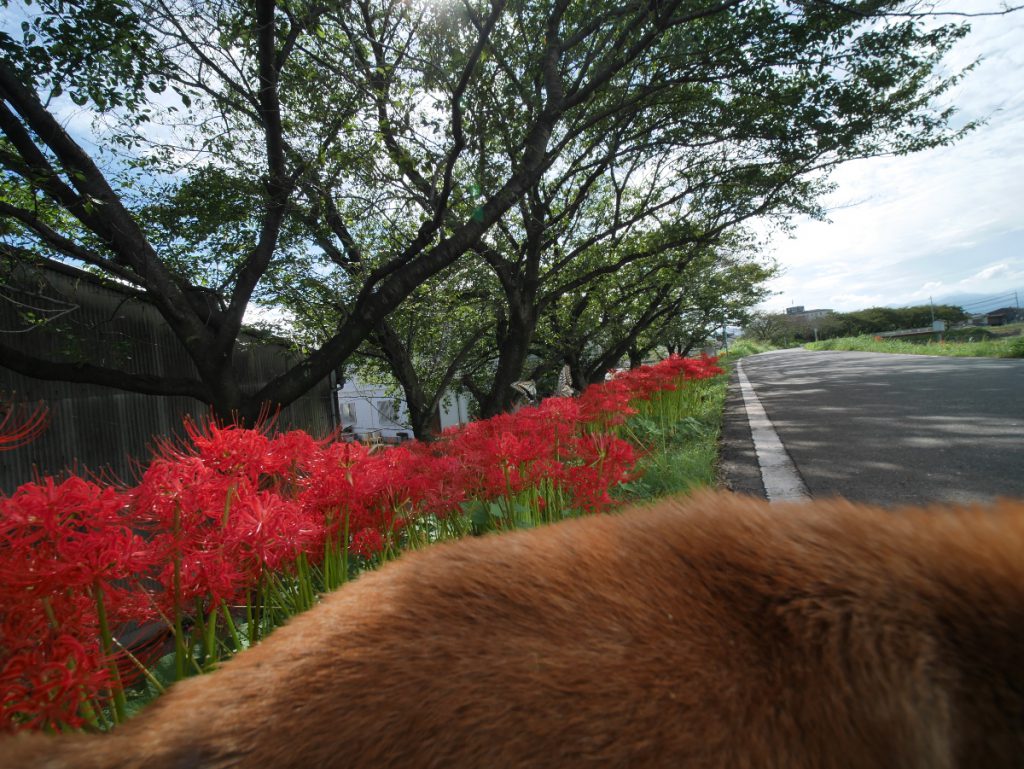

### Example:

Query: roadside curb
xmin=718 ymin=366 xmax=767 ymax=498
xmin=735 ymin=361 xmax=810 ymax=502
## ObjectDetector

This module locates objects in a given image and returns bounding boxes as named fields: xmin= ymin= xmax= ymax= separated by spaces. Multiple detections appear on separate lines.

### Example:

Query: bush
xmin=722 ymin=339 xmax=778 ymax=358
xmin=944 ymin=327 xmax=996 ymax=342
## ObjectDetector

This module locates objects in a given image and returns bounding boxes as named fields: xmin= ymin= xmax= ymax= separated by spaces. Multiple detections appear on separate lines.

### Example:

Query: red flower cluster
xmin=0 ymin=355 xmax=721 ymax=731
xmin=0 ymin=478 xmax=142 ymax=730
xmin=578 ymin=355 xmax=719 ymax=426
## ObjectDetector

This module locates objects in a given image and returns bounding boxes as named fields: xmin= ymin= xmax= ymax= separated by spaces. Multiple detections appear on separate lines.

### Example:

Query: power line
xmin=959 ymin=292 xmax=1016 ymax=307
xmin=958 ymin=290 xmax=1022 ymax=311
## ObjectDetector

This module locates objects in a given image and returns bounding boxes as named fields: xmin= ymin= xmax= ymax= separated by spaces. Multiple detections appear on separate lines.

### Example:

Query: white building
xmin=785 ymin=305 xmax=832 ymax=321
xmin=337 ymin=379 xmax=472 ymax=441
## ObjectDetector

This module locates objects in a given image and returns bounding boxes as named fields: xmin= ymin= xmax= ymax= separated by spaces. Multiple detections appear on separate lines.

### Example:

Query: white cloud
xmin=913 ymin=281 xmax=946 ymax=297
xmin=761 ymin=2 xmax=1024 ymax=313
xmin=967 ymin=263 xmax=1010 ymax=282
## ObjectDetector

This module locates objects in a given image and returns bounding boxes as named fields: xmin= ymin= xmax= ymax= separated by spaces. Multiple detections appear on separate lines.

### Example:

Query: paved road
xmin=722 ymin=349 xmax=1024 ymax=506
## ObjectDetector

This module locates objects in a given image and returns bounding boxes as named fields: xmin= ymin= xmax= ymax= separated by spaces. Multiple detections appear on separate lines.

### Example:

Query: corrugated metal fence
xmin=0 ymin=260 xmax=336 ymax=493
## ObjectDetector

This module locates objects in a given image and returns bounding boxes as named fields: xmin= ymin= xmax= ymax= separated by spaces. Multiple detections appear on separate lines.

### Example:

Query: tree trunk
xmin=478 ymin=294 xmax=538 ymax=418
xmin=566 ymin=351 xmax=588 ymax=393
xmin=370 ymin=321 xmax=437 ymax=441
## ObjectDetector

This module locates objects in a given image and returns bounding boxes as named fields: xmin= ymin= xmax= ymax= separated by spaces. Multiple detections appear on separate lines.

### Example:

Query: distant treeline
xmin=748 ymin=305 xmax=968 ymax=344
xmin=816 ymin=305 xmax=968 ymax=337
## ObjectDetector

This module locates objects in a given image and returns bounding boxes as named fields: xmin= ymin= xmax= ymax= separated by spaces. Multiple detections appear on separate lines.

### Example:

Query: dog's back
xmin=4 ymin=492 xmax=1024 ymax=768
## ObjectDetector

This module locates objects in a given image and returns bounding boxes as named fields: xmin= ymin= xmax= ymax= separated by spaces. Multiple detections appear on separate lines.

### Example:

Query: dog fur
xmin=3 ymin=491 xmax=1023 ymax=768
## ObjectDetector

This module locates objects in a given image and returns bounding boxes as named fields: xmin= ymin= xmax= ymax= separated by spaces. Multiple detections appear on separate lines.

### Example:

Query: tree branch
xmin=217 ymin=0 xmax=295 ymax=357
xmin=0 ymin=341 xmax=210 ymax=401
xmin=0 ymin=60 xmax=211 ymax=350
xmin=0 ymin=202 xmax=146 ymax=287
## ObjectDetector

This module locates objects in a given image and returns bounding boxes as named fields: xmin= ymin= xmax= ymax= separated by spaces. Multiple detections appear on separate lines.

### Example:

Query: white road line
xmin=736 ymin=360 xmax=810 ymax=502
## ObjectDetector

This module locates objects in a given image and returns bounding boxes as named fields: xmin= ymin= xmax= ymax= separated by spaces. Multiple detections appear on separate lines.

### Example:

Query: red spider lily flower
xmin=0 ymin=477 xmax=149 ymax=597
xmin=562 ymin=434 xmax=637 ymax=513
xmin=533 ymin=395 xmax=583 ymax=426
xmin=0 ymin=632 xmax=113 ymax=732
xmin=150 ymin=548 xmax=249 ymax=610
xmin=224 ymin=491 xmax=317 ymax=575
xmin=183 ymin=421 xmax=272 ymax=483
xmin=350 ymin=527 xmax=385 ymax=559
xmin=261 ymin=430 xmax=324 ymax=486
xmin=396 ymin=445 xmax=466 ymax=517
xmin=301 ymin=441 xmax=423 ymax=550
xmin=0 ymin=476 xmax=149 ymax=732
xmin=576 ymin=377 xmax=638 ymax=425
xmin=137 ymin=468 xmax=317 ymax=610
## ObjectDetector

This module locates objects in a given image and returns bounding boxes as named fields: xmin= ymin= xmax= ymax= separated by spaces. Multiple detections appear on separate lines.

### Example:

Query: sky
xmin=759 ymin=1 xmax=1024 ymax=315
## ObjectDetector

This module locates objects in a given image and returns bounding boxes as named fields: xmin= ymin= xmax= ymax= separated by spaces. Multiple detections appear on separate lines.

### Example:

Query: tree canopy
xmin=0 ymin=0 xmax=985 ymax=421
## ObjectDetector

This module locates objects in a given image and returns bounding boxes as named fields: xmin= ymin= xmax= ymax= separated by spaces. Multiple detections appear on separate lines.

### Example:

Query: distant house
xmin=986 ymin=307 xmax=1022 ymax=326
xmin=337 ymin=378 xmax=471 ymax=442
xmin=968 ymin=307 xmax=1022 ymax=327
xmin=785 ymin=305 xmax=833 ymax=322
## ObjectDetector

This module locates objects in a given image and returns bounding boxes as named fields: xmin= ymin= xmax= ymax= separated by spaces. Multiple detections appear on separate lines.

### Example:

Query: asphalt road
xmin=721 ymin=349 xmax=1024 ymax=506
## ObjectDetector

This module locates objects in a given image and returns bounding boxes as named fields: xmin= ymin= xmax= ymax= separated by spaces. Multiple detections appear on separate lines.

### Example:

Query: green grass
xmin=614 ymin=374 xmax=728 ymax=504
xmin=983 ymin=321 xmax=1024 ymax=337
xmin=719 ymin=339 xmax=779 ymax=359
xmin=943 ymin=327 xmax=998 ymax=342
xmin=805 ymin=334 xmax=1024 ymax=359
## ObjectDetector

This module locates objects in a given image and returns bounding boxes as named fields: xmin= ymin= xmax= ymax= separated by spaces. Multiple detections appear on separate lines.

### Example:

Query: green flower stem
xmin=203 ymin=603 xmax=219 ymax=667
xmin=112 ymin=638 xmax=165 ymax=695
xmin=221 ymin=603 xmax=243 ymax=653
xmin=93 ymin=584 xmax=127 ymax=724
xmin=172 ymin=507 xmax=186 ymax=682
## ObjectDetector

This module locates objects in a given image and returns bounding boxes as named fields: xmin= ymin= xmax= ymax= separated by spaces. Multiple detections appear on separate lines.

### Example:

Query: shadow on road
xmin=738 ymin=351 xmax=1024 ymax=506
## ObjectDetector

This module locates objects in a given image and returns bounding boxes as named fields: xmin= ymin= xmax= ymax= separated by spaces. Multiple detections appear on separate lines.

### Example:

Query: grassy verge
xmin=6 ymin=353 xmax=742 ymax=733
xmin=804 ymin=334 xmax=1024 ymax=358
xmin=614 ymin=374 xmax=728 ymax=504
xmin=611 ymin=341 xmax=778 ymax=504
xmin=720 ymin=338 xmax=779 ymax=359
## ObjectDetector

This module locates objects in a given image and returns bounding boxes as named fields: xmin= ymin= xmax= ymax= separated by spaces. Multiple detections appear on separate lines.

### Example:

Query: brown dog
xmin=3 ymin=491 xmax=1023 ymax=768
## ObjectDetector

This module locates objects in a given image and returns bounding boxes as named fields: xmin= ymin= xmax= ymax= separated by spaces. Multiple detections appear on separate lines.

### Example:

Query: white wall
xmin=337 ymin=379 xmax=472 ymax=439
xmin=438 ymin=391 xmax=471 ymax=432
xmin=337 ymin=380 xmax=412 ymax=439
